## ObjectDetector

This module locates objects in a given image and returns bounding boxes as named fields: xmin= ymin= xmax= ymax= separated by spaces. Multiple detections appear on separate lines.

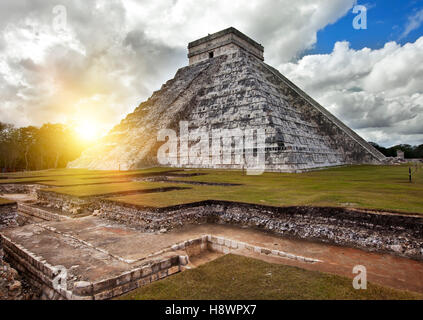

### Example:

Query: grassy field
xmin=109 ymin=165 xmax=423 ymax=214
xmin=1 ymin=165 xmax=422 ymax=214
xmin=45 ymin=181 xmax=189 ymax=197
xmin=0 ymin=168 xmax=177 ymax=186
xmin=118 ymin=254 xmax=423 ymax=300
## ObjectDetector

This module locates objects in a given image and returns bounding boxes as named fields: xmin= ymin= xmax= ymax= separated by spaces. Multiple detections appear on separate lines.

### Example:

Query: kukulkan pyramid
xmin=69 ymin=27 xmax=386 ymax=172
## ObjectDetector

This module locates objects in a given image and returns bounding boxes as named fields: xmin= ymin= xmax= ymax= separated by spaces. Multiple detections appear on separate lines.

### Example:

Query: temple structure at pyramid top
xmin=69 ymin=27 xmax=386 ymax=172
xmin=188 ymin=27 xmax=264 ymax=65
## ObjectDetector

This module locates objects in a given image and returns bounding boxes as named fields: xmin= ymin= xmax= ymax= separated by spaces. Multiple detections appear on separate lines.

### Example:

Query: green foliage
xmin=0 ymin=122 xmax=88 ymax=172
xmin=370 ymin=142 xmax=423 ymax=158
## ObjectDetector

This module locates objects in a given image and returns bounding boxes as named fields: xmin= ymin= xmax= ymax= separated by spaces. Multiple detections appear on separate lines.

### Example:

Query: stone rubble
xmin=0 ymin=202 xmax=18 ymax=230
xmin=0 ymin=247 xmax=40 ymax=300
xmin=97 ymin=200 xmax=423 ymax=261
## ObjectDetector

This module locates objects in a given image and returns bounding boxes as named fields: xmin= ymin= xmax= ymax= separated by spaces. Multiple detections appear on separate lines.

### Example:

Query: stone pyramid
xmin=68 ymin=27 xmax=385 ymax=172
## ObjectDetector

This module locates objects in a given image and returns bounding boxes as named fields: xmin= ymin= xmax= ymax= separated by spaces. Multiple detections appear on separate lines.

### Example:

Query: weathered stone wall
xmin=36 ymin=189 xmax=96 ymax=214
xmin=0 ymin=202 xmax=18 ymax=229
xmin=1 ymin=232 xmax=190 ymax=300
xmin=0 ymin=184 xmax=42 ymax=195
xmin=18 ymin=203 xmax=69 ymax=222
xmin=97 ymin=200 xmax=212 ymax=231
xmin=0 ymin=241 xmax=40 ymax=299
xmin=97 ymin=200 xmax=423 ymax=261
xmin=0 ymin=246 xmax=22 ymax=299
xmin=188 ymin=27 xmax=264 ymax=65
xmin=68 ymin=57 xmax=219 ymax=170
xmin=263 ymin=64 xmax=385 ymax=164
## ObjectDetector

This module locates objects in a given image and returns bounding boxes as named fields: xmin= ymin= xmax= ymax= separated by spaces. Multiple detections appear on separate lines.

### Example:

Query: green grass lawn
xmin=2 ymin=165 xmax=423 ymax=214
xmin=38 ymin=177 xmax=131 ymax=187
xmin=0 ymin=167 xmax=178 ymax=186
xmin=118 ymin=254 xmax=423 ymax=300
xmin=45 ymin=181 xmax=189 ymax=197
xmin=108 ymin=165 xmax=423 ymax=214
xmin=108 ymin=188 xmax=212 ymax=208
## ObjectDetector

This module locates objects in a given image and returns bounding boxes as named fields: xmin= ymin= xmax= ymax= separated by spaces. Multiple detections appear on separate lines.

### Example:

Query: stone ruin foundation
xmin=0 ymin=183 xmax=422 ymax=300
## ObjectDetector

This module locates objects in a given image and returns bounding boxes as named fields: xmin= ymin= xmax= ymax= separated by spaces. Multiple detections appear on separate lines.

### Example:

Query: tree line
xmin=370 ymin=142 xmax=423 ymax=159
xmin=0 ymin=122 xmax=88 ymax=172
xmin=1 ymin=121 xmax=421 ymax=172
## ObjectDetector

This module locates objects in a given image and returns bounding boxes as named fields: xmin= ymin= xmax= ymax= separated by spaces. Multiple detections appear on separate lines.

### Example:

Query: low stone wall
xmin=18 ymin=203 xmax=69 ymax=222
xmin=97 ymin=200 xmax=212 ymax=232
xmin=0 ymin=184 xmax=43 ymax=195
xmin=36 ymin=190 xmax=95 ymax=215
xmin=98 ymin=200 xmax=423 ymax=261
xmin=90 ymin=255 xmax=183 ymax=300
xmin=0 ymin=230 xmax=321 ymax=300
xmin=0 ymin=232 xmax=192 ymax=300
xmin=0 ymin=202 xmax=18 ymax=229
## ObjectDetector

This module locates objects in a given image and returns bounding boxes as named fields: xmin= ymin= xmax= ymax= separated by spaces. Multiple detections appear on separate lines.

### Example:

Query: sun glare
xmin=75 ymin=121 xmax=100 ymax=141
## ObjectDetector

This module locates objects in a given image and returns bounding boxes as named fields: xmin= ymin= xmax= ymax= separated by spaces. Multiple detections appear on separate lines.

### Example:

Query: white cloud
xmin=123 ymin=0 xmax=355 ymax=63
xmin=280 ymin=37 xmax=423 ymax=146
xmin=401 ymin=8 xmax=423 ymax=39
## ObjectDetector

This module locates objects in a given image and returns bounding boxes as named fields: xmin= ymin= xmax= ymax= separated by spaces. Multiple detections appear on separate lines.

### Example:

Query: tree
xmin=17 ymin=126 xmax=38 ymax=170
xmin=0 ymin=122 xmax=89 ymax=171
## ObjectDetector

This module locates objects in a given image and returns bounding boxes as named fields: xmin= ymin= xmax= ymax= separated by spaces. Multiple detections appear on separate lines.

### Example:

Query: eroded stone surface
xmin=0 ymin=202 xmax=18 ymax=229
xmin=2 ymin=220 xmax=423 ymax=298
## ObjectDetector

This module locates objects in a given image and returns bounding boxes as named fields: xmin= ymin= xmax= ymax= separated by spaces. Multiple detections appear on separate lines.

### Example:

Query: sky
xmin=0 ymin=0 xmax=422 ymax=147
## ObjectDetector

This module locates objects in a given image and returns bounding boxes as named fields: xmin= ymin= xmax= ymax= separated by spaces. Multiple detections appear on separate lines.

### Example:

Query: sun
xmin=75 ymin=121 xmax=100 ymax=141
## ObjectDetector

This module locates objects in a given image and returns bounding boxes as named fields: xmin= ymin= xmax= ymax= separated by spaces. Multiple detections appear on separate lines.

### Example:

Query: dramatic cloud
xmin=0 ymin=0 xmax=421 ymax=147
xmin=0 ymin=0 xmax=355 ymax=131
xmin=280 ymin=37 xmax=423 ymax=146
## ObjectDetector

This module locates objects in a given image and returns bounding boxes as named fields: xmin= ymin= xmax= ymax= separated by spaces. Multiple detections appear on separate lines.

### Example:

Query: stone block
xmin=116 ymin=271 xmax=132 ymax=286
xmin=158 ymin=270 xmax=168 ymax=279
xmin=151 ymin=273 xmax=159 ymax=282
xmin=112 ymin=285 xmax=124 ymax=297
xmin=179 ymin=255 xmax=189 ymax=266
xmin=261 ymin=248 xmax=271 ymax=255
xmin=141 ymin=266 xmax=152 ymax=277
xmin=271 ymin=250 xmax=279 ymax=256
xmin=131 ymin=268 xmax=141 ymax=281
xmin=73 ymin=281 xmax=93 ymax=296
xmin=152 ymin=262 xmax=161 ymax=273
xmin=160 ymin=258 xmax=172 ymax=270
xmin=168 ymin=265 xmax=180 ymax=275
xmin=136 ymin=276 xmax=151 ymax=287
